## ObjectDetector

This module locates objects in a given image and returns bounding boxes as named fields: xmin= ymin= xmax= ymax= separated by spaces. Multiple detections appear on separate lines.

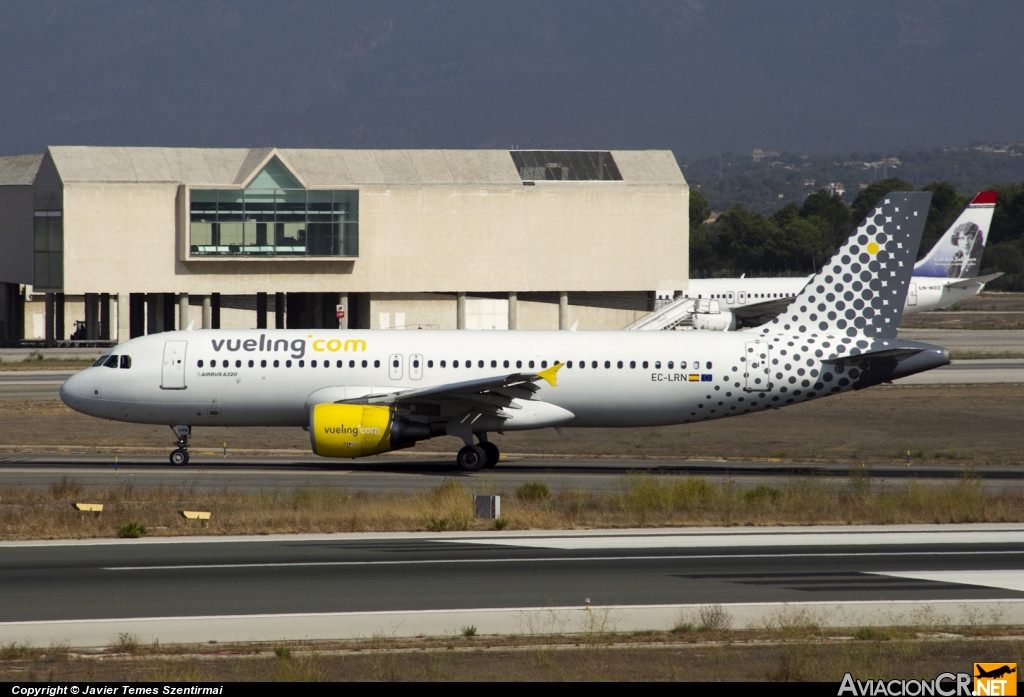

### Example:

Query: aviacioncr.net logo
xmin=839 ymin=672 xmax=973 ymax=696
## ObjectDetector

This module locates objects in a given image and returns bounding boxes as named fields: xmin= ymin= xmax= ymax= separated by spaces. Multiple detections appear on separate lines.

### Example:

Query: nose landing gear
xmin=169 ymin=424 xmax=191 ymax=465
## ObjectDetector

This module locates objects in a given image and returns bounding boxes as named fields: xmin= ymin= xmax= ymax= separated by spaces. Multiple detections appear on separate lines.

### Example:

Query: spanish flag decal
xmin=688 ymin=374 xmax=700 ymax=382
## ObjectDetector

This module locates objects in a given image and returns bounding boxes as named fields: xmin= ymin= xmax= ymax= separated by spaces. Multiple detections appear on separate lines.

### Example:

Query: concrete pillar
xmin=44 ymin=293 xmax=55 ymax=345
xmin=0 ymin=283 xmax=9 ymax=341
xmin=256 ymin=292 xmax=267 ymax=330
xmin=99 ymin=293 xmax=110 ymax=340
xmin=558 ymin=291 xmax=569 ymax=330
xmin=178 ymin=293 xmax=189 ymax=330
xmin=85 ymin=293 xmax=100 ymax=340
xmin=146 ymin=293 xmax=158 ymax=335
xmin=275 ymin=292 xmax=285 ymax=329
xmin=56 ymin=293 xmax=66 ymax=340
xmin=456 ymin=292 xmax=466 ymax=329
xmin=338 ymin=292 xmax=348 ymax=329
xmin=117 ymin=293 xmax=131 ymax=343
xmin=162 ymin=293 xmax=176 ymax=332
xmin=507 ymin=291 xmax=517 ymax=330
xmin=211 ymin=293 xmax=221 ymax=329
xmin=129 ymin=293 xmax=145 ymax=338
xmin=312 ymin=292 xmax=324 ymax=329
xmin=202 ymin=295 xmax=212 ymax=329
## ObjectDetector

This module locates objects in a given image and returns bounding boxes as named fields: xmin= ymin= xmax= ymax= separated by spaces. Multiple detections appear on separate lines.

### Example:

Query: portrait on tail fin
xmin=914 ymin=191 xmax=997 ymax=279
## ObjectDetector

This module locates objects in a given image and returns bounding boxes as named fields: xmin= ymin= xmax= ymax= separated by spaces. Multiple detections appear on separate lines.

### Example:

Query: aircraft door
xmin=908 ymin=283 xmax=918 ymax=306
xmin=161 ymin=340 xmax=188 ymax=390
xmin=738 ymin=291 xmax=747 ymax=304
xmin=409 ymin=354 xmax=423 ymax=380
xmin=727 ymin=291 xmax=735 ymax=305
xmin=389 ymin=353 xmax=403 ymax=380
xmin=744 ymin=341 xmax=771 ymax=392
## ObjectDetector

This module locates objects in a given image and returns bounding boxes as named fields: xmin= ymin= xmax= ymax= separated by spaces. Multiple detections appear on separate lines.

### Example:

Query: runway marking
xmin=102 ymin=550 xmax=1024 ymax=571
xmin=448 ymin=530 xmax=1024 ymax=550
xmin=872 ymin=570 xmax=1024 ymax=593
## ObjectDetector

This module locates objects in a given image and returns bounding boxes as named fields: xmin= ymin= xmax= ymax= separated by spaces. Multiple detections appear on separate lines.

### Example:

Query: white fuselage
xmin=685 ymin=275 xmax=981 ymax=316
xmin=61 ymin=328 xmax=827 ymax=429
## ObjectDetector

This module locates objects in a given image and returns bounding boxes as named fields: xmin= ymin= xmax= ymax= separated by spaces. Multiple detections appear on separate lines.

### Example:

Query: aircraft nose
xmin=60 ymin=371 xmax=89 ymax=409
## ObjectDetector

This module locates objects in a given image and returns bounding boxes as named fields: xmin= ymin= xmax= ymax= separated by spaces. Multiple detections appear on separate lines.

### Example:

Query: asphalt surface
xmin=1 ymin=453 xmax=1020 ymax=492
xmin=2 ymin=527 xmax=1023 ymax=623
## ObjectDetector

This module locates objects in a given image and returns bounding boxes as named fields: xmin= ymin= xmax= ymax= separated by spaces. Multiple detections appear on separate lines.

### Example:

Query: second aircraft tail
xmin=914 ymin=191 xmax=997 ymax=280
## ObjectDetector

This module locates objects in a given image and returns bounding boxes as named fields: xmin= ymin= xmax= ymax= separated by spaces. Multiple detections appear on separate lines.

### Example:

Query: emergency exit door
xmin=161 ymin=340 xmax=187 ymax=389
xmin=744 ymin=341 xmax=771 ymax=392
xmin=908 ymin=283 xmax=918 ymax=306
xmin=389 ymin=353 xmax=403 ymax=380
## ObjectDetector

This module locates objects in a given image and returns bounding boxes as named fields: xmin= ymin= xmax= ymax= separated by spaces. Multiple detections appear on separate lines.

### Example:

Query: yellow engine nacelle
xmin=309 ymin=403 xmax=431 ymax=458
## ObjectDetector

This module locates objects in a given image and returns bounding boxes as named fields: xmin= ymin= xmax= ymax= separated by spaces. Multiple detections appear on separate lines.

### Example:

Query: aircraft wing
xmin=339 ymin=363 xmax=564 ymax=412
xmin=731 ymin=297 xmax=794 ymax=324
xmin=944 ymin=272 xmax=1003 ymax=290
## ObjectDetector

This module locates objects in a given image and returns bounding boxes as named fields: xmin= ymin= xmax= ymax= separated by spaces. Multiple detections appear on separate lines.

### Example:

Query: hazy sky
xmin=1 ymin=1 xmax=1021 ymax=158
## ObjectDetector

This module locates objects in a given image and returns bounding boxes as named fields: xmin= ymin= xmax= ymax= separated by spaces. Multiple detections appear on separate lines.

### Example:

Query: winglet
xmin=537 ymin=362 xmax=564 ymax=387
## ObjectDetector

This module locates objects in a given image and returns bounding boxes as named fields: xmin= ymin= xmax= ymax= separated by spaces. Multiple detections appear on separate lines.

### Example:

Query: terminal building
xmin=0 ymin=146 xmax=689 ymax=344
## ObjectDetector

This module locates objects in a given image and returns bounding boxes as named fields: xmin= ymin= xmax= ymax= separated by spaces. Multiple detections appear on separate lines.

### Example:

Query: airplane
xmin=678 ymin=191 xmax=1001 ymax=329
xmin=60 ymin=192 xmax=950 ymax=471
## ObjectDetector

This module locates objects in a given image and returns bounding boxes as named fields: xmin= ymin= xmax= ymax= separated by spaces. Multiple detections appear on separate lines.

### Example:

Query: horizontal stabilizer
xmin=944 ymin=272 xmax=1003 ymax=290
xmin=822 ymin=347 xmax=924 ymax=365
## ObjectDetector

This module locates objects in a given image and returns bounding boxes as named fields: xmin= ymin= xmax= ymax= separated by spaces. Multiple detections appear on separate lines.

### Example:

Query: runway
xmin=2 ymin=525 xmax=1023 ymax=646
xmin=1 ymin=453 xmax=1020 ymax=492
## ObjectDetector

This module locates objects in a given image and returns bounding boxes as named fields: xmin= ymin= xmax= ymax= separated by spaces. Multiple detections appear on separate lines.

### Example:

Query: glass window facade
xmin=189 ymin=159 xmax=358 ymax=258
xmin=33 ymin=211 xmax=63 ymax=289
xmin=511 ymin=151 xmax=622 ymax=181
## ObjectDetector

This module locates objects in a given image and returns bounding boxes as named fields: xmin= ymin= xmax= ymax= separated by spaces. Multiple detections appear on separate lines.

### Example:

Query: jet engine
xmin=309 ymin=403 xmax=431 ymax=458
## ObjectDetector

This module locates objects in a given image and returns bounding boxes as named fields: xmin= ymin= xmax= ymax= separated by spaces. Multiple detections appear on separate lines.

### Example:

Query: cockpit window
xmin=103 ymin=355 xmax=118 ymax=368
xmin=120 ymin=356 xmax=132 ymax=369
xmin=93 ymin=355 xmax=110 ymax=367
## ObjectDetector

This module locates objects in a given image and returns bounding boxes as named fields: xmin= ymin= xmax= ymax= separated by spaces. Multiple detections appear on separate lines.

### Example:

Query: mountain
xmin=1 ymin=1 xmax=1022 ymax=158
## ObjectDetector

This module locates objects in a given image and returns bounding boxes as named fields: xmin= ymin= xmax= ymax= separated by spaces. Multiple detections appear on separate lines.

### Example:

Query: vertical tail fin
xmin=914 ymin=191 xmax=997 ymax=279
xmin=759 ymin=191 xmax=931 ymax=340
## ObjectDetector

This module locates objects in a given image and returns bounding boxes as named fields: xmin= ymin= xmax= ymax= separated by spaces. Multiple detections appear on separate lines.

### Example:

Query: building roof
xmin=0 ymin=153 xmax=44 ymax=185
xmin=45 ymin=147 xmax=685 ymax=187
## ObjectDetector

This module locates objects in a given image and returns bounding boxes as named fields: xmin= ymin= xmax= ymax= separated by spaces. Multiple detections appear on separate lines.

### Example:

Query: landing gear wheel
xmin=456 ymin=444 xmax=487 ymax=472
xmin=170 ymin=448 xmax=189 ymax=466
xmin=481 ymin=442 xmax=500 ymax=468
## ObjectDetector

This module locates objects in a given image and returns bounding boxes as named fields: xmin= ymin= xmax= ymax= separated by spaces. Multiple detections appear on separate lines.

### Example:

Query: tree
xmin=850 ymin=177 xmax=914 ymax=223
xmin=689 ymin=189 xmax=711 ymax=232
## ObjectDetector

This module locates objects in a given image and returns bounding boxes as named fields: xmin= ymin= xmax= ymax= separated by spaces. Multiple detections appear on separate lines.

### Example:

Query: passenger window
xmin=336 ymin=360 xmax=343 ymax=368
xmin=466 ymin=360 xmax=471 ymax=369
xmin=541 ymin=361 xmax=548 ymax=368
xmin=592 ymin=361 xmax=598 ymax=369
xmin=503 ymin=360 xmax=509 ymax=368
xmin=604 ymin=361 xmax=610 ymax=369
xmin=427 ymin=360 xmax=433 ymax=368
xmin=323 ymin=361 xmax=329 ymax=368
xmin=528 ymin=360 xmax=535 ymax=369
xmin=567 ymin=361 xmax=573 ymax=368
xmin=629 ymin=361 xmax=635 ymax=369
xmin=579 ymin=360 xmax=585 ymax=369
xmin=248 ymin=360 xmax=254 ymax=368
xmin=261 ymin=360 xmax=267 ymax=368
xmin=642 ymin=361 xmax=648 ymax=369
xmin=361 ymin=360 xmax=367 ymax=368
xmin=707 ymin=362 xmax=713 ymax=369
xmin=440 ymin=360 xmax=446 ymax=368
xmin=617 ymin=361 xmax=623 ymax=369
xmin=668 ymin=361 xmax=674 ymax=369
xmin=655 ymin=361 xmax=661 ymax=369
xmin=198 ymin=359 xmax=204 ymax=368
xmin=516 ymin=360 xmax=522 ymax=369
xmin=273 ymin=359 xmax=280 ymax=368
xmin=286 ymin=360 xmax=292 ymax=368
xmin=349 ymin=360 xmax=355 ymax=368
xmin=236 ymin=360 xmax=242 ymax=368
xmin=120 ymin=356 xmax=131 ymax=369
xmin=103 ymin=355 xmax=118 ymax=368
xmin=298 ymin=360 xmax=305 ymax=368
xmin=413 ymin=359 xmax=420 ymax=368
xmin=680 ymin=361 xmax=687 ymax=369
xmin=312 ymin=360 xmax=318 ymax=368
xmin=374 ymin=360 xmax=380 ymax=368
xmin=478 ymin=360 xmax=484 ymax=368
xmin=454 ymin=360 xmax=459 ymax=368
xmin=392 ymin=359 xmax=399 ymax=368
xmin=490 ymin=360 xmax=496 ymax=368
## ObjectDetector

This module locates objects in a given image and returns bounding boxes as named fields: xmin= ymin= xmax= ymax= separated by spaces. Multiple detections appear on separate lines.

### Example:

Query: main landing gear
xmin=456 ymin=434 xmax=500 ymax=472
xmin=169 ymin=424 xmax=191 ymax=465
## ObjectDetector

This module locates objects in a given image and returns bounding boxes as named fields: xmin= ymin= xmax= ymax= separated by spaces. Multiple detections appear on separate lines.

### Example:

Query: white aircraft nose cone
xmin=59 ymin=372 xmax=87 ymax=409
